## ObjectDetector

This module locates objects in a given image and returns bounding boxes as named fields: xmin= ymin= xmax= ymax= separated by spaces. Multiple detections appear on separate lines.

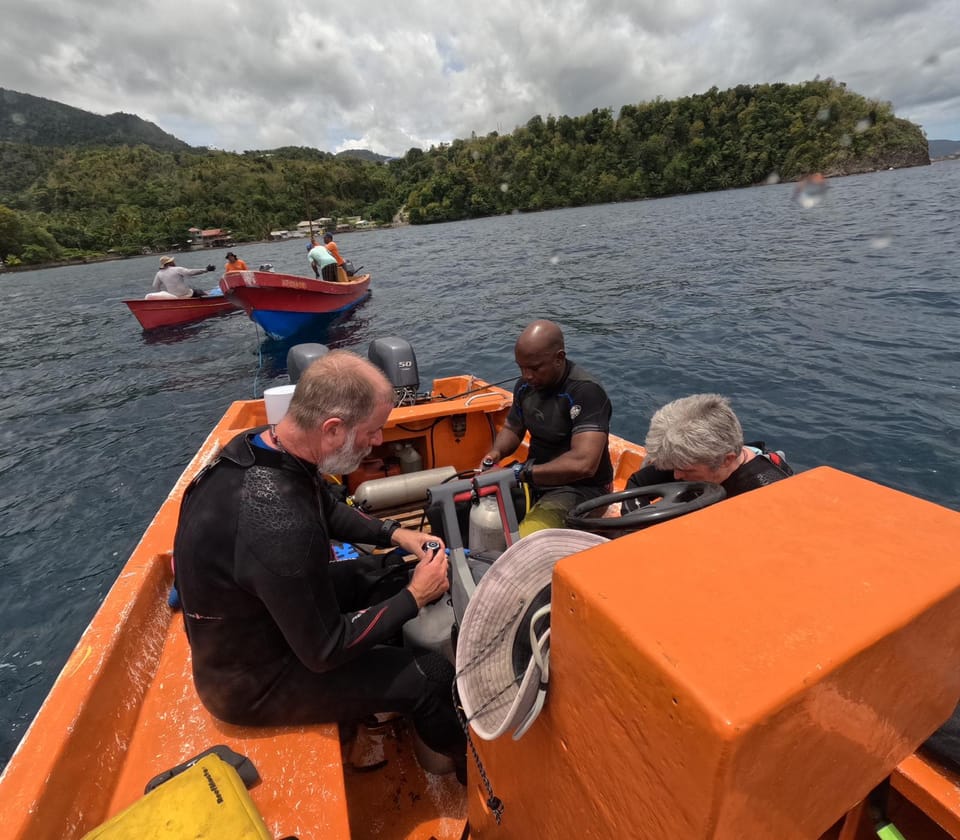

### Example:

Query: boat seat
xmin=888 ymin=751 xmax=960 ymax=837
xmin=103 ymin=552 xmax=352 ymax=839
xmin=612 ymin=447 xmax=645 ymax=491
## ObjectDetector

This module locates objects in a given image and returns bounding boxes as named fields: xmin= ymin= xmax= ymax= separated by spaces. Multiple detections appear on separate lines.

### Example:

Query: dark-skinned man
xmin=480 ymin=319 xmax=613 ymax=536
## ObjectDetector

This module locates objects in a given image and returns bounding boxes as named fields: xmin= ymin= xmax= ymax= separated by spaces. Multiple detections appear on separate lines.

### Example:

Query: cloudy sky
xmin=2 ymin=0 xmax=957 ymax=156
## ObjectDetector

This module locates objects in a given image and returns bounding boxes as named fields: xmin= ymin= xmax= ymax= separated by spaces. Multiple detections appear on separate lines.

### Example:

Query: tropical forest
xmin=0 ymin=79 xmax=929 ymax=266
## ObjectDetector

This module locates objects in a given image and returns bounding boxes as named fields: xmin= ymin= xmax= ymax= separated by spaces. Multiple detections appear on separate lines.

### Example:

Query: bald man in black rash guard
xmin=480 ymin=319 xmax=614 ymax=536
xmin=173 ymin=350 xmax=465 ymax=772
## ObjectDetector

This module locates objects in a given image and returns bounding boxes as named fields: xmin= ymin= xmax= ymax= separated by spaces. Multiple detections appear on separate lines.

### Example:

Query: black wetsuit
xmin=173 ymin=427 xmax=464 ymax=759
xmin=623 ymin=445 xmax=793 ymax=513
xmin=506 ymin=360 xmax=613 ymax=509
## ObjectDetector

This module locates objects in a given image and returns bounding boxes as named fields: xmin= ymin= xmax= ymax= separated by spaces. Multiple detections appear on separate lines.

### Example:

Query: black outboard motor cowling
xmin=368 ymin=337 xmax=420 ymax=406
xmin=287 ymin=343 xmax=329 ymax=384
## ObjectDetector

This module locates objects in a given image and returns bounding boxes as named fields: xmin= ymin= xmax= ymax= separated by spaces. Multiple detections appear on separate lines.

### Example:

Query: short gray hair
xmin=644 ymin=394 xmax=743 ymax=470
xmin=286 ymin=350 xmax=393 ymax=430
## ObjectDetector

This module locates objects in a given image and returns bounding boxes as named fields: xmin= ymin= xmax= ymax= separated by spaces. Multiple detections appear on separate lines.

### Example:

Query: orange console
xmin=467 ymin=467 xmax=960 ymax=839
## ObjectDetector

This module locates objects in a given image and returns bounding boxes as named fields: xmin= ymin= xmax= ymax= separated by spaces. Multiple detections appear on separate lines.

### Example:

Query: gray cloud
xmin=1 ymin=0 xmax=956 ymax=157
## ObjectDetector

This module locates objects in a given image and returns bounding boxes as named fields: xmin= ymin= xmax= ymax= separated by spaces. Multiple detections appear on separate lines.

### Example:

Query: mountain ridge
xmin=0 ymin=88 xmax=192 ymax=151
xmin=929 ymin=139 xmax=960 ymax=158
xmin=6 ymin=86 xmax=949 ymax=162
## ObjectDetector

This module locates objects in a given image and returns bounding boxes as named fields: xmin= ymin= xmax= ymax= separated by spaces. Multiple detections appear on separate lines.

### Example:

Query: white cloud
xmin=1 ymin=0 xmax=957 ymax=156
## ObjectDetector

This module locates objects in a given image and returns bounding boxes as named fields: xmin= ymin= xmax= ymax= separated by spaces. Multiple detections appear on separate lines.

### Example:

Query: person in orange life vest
xmin=224 ymin=252 xmax=248 ymax=272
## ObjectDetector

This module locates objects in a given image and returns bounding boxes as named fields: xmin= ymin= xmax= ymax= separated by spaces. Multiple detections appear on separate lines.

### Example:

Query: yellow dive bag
xmin=82 ymin=753 xmax=272 ymax=839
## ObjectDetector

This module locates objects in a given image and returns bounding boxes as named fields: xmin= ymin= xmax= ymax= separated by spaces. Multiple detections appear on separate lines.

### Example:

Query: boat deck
xmin=104 ymin=556 xmax=467 ymax=840
xmin=10 ymin=379 xmax=959 ymax=838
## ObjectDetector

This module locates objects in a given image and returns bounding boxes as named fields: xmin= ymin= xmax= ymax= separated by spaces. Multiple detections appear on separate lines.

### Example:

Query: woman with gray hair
xmin=625 ymin=394 xmax=793 ymax=506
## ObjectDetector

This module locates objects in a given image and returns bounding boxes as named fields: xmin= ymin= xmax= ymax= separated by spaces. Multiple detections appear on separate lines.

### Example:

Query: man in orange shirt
xmin=323 ymin=233 xmax=348 ymax=276
xmin=224 ymin=252 xmax=249 ymax=272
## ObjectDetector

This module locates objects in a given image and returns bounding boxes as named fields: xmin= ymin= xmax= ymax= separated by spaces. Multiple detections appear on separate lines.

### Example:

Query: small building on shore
xmin=187 ymin=227 xmax=233 ymax=249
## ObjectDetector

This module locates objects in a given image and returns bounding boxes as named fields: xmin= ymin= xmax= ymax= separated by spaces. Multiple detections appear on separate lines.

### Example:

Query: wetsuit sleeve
xmin=235 ymin=467 xmax=417 ymax=671
xmin=621 ymin=464 xmax=675 ymax=514
xmin=320 ymin=484 xmax=399 ymax=547
xmin=626 ymin=464 xmax=674 ymax=488
xmin=254 ymin=564 xmax=417 ymax=672
xmin=568 ymin=380 xmax=612 ymax=434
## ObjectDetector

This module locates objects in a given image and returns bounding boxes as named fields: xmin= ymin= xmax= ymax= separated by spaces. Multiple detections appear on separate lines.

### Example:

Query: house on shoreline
xmin=186 ymin=228 xmax=233 ymax=249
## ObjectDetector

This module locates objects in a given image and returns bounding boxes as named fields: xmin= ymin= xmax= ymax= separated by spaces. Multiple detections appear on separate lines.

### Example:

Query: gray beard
xmin=317 ymin=430 xmax=371 ymax=476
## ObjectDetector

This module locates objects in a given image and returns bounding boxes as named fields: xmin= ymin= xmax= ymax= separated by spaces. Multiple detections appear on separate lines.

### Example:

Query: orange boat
xmin=123 ymin=293 xmax=239 ymax=329
xmin=2 ymin=343 xmax=960 ymax=840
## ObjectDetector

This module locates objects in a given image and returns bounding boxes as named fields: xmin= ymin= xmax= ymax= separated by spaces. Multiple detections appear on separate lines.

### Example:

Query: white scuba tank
xmin=353 ymin=466 xmax=456 ymax=513
xmin=394 ymin=442 xmax=423 ymax=474
xmin=469 ymin=495 xmax=506 ymax=554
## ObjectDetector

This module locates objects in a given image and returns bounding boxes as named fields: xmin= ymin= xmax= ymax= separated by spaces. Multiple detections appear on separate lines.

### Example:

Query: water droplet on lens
xmin=499 ymin=182 xmax=509 ymax=193
xmin=854 ymin=119 xmax=871 ymax=134
xmin=765 ymin=172 xmax=780 ymax=185
xmin=839 ymin=134 xmax=851 ymax=147
xmin=869 ymin=236 xmax=892 ymax=249
xmin=817 ymin=108 xmax=830 ymax=122
xmin=793 ymin=173 xmax=828 ymax=208
xmin=548 ymin=255 xmax=560 ymax=265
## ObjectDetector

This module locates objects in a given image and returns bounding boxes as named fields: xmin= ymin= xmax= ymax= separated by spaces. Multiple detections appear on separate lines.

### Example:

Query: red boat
xmin=123 ymin=294 xmax=239 ymax=330
xmin=220 ymin=269 xmax=371 ymax=340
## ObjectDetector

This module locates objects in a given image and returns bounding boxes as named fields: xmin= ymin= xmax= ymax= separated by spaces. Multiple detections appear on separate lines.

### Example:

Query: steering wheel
xmin=565 ymin=482 xmax=726 ymax=534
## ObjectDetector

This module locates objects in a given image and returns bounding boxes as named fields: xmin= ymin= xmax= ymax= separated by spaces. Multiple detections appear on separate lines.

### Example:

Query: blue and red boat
xmin=220 ymin=269 xmax=370 ymax=339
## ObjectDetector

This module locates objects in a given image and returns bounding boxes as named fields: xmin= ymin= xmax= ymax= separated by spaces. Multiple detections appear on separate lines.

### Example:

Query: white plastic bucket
xmin=264 ymin=384 xmax=296 ymax=425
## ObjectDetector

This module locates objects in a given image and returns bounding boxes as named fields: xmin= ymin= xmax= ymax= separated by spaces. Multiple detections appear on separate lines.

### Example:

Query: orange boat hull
xmin=123 ymin=295 xmax=239 ymax=329
xmin=3 ymin=376 xmax=960 ymax=839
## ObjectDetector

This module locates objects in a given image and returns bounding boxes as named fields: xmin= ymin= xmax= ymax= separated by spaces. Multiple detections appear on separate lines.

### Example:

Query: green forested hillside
xmin=0 ymin=79 xmax=928 ymax=267
xmin=0 ymin=88 xmax=191 ymax=151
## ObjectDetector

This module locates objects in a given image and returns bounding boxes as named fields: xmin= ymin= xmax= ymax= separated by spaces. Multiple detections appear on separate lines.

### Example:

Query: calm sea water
xmin=1 ymin=163 xmax=958 ymax=766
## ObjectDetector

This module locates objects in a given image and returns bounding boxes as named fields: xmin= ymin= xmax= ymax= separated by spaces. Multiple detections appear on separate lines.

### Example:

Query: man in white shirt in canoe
xmin=147 ymin=255 xmax=216 ymax=299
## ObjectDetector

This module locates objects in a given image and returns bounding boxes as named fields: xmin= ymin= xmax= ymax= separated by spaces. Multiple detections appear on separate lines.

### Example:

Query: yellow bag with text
xmin=82 ymin=753 xmax=272 ymax=839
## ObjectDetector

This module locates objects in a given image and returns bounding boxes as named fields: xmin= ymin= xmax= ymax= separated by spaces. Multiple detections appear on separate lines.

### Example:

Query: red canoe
xmin=220 ymin=269 xmax=371 ymax=340
xmin=123 ymin=295 xmax=239 ymax=330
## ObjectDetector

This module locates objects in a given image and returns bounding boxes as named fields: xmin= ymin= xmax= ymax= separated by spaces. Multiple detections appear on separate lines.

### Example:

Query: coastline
xmin=0 ymin=222 xmax=405 ymax=275
xmin=5 ymin=159 xmax=952 ymax=275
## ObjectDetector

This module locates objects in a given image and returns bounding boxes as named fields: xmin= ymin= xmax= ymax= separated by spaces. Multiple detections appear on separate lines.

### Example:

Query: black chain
xmin=451 ymin=602 xmax=525 ymax=827
xmin=453 ymin=676 xmax=503 ymax=825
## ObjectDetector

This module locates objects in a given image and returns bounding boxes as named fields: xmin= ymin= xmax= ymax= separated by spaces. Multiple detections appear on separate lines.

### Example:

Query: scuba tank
xmin=469 ymin=495 xmax=506 ymax=554
xmin=394 ymin=441 xmax=423 ymax=474
xmin=353 ymin=466 xmax=456 ymax=513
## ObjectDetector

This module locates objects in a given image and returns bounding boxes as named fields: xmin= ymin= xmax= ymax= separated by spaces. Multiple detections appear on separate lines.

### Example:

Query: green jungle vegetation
xmin=0 ymin=79 xmax=928 ymax=267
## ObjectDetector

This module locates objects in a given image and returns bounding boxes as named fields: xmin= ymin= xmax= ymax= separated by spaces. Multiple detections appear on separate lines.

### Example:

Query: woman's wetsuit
xmin=623 ymin=445 xmax=794 ymax=512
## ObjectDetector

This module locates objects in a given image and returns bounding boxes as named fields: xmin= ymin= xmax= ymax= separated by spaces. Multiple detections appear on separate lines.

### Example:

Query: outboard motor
xmin=368 ymin=337 xmax=419 ymax=406
xmin=287 ymin=343 xmax=329 ymax=384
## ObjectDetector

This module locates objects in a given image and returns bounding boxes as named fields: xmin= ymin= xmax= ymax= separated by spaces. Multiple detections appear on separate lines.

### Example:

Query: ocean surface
xmin=1 ymin=162 xmax=958 ymax=767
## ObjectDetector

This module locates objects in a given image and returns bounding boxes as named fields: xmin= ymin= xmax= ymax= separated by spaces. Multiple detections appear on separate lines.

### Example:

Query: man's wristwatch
xmin=513 ymin=461 xmax=534 ymax=484
xmin=380 ymin=518 xmax=402 ymax=545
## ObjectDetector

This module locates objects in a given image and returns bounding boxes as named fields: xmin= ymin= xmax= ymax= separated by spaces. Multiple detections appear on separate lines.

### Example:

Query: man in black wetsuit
xmin=480 ymin=319 xmax=613 ymax=536
xmin=624 ymin=393 xmax=793 ymax=511
xmin=173 ymin=350 xmax=465 ymax=770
